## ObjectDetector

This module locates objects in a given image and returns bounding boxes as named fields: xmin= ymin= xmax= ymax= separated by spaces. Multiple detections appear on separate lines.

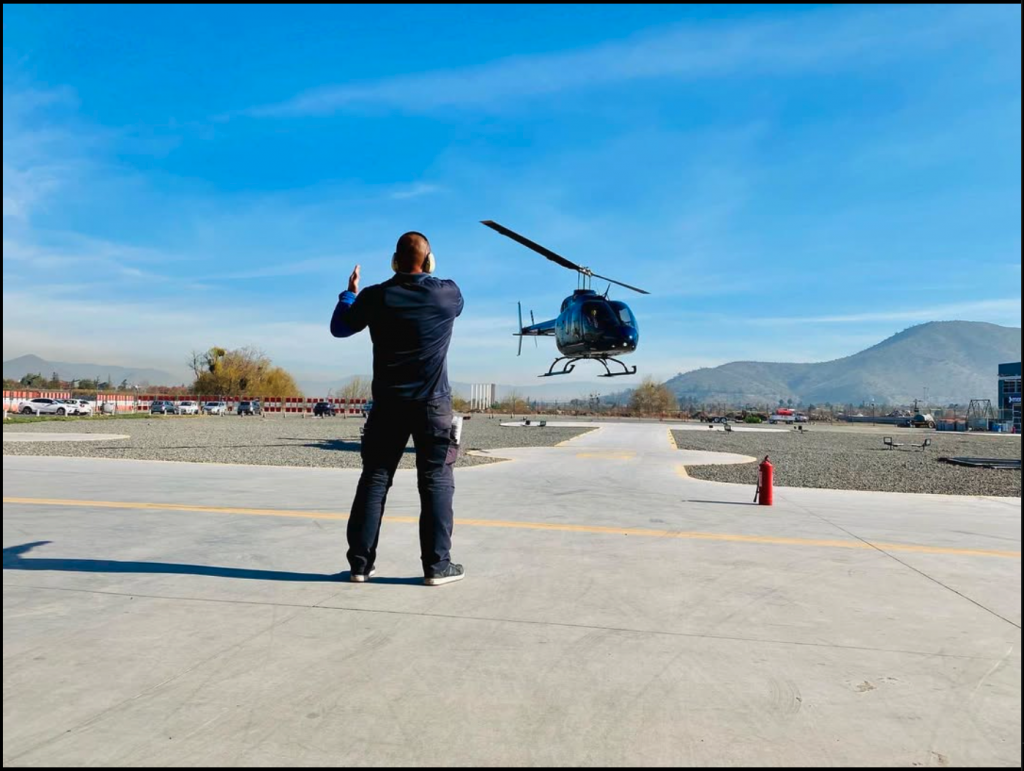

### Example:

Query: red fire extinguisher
xmin=755 ymin=456 xmax=774 ymax=506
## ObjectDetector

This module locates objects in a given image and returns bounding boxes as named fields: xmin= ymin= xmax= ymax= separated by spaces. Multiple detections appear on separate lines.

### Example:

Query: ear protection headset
xmin=392 ymin=232 xmax=435 ymax=274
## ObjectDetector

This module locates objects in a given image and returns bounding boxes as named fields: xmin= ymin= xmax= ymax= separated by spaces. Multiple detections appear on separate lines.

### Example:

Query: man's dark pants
xmin=347 ymin=396 xmax=457 ymax=576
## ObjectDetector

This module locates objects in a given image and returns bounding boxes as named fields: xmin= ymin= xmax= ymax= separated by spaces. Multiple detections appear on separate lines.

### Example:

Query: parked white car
xmin=66 ymin=399 xmax=94 ymax=416
xmin=19 ymin=398 xmax=74 ymax=416
xmin=176 ymin=401 xmax=200 ymax=415
xmin=203 ymin=401 xmax=228 ymax=415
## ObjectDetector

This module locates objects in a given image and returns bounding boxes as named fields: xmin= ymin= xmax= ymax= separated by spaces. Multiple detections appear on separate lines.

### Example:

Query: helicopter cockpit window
xmin=582 ymin=302 xmax=616 ymax=330
xmin=610 ymin=302 xmax=636 ymax=327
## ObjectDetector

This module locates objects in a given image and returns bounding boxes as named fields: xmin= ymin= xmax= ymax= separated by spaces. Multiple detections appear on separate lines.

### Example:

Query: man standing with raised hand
xmin=330 ymin=232 xmax=466 ymax=586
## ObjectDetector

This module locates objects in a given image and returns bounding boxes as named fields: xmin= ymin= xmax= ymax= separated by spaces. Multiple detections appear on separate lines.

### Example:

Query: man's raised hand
xmin=348 ymin=265 xmax=361 ymax=294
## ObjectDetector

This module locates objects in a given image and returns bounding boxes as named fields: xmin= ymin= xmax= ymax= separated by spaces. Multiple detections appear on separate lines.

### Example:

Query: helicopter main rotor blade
xmin=483 ymin=220 xmax=651 ymax=296
xmin=481 ymin=221 xmax=582 ymax=273
xmin=591 ymin=273 xmax=651 ymax=296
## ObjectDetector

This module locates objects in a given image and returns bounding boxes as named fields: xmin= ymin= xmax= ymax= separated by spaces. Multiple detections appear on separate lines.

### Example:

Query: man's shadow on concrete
xmin=3 ymin=542 xmax=422 ymax=585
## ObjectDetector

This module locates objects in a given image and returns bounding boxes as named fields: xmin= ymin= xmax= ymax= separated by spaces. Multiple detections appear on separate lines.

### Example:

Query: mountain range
xmin=3 ymin=355 xmax=180 ymax=388
xmin=663 ymin=322 xmax=1020 ymax=406
xmin=6 ymin=321 xmax=1019 ymax=406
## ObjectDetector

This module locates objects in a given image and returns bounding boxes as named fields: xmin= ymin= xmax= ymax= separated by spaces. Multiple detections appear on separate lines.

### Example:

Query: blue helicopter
xmin=481 ymin=221 xmax=649 ymax=378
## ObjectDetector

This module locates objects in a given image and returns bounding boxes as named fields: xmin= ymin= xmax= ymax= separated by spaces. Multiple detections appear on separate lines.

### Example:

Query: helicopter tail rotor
xmin=517 ymin=302 xmax=524 ymax=357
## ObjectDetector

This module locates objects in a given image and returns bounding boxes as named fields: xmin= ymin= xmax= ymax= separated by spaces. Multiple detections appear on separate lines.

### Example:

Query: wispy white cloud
xmin=389 ymin=183 xmax=444 ymax=201
xmin=243 ymin=5 xmax=1009 ymax=118
xmin=2 ymin=163 xmax=65 ymax=221
xmin=207 ymin=254 xmax=376 ymax=281
xmin=2 ymin=287 xmax=372 ymax=382
xmin=752 ymin=299 xmax=1022 ymax=326
xmin=2 ymin=235 xmax=202 ymax=290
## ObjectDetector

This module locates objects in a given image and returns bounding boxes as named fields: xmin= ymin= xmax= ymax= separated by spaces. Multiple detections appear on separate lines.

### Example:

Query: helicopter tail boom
xmin=514 ymin=301 xmax=557 ymax=354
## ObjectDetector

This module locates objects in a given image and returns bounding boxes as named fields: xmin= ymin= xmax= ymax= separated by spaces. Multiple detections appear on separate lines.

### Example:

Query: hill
xmin=664 ymin=322 xmax=1021 ymax=406
xmin=3 ymin=355 xmax=179 ymax=388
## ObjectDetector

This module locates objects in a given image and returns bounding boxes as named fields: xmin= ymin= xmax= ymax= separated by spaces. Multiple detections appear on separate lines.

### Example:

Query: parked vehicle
xmin=911 ymin=413 xmax=936 ymax=429
xmin=203 ymin=401 xmax=228 ymax=415
xmin=361 ymin=400 xmax=373 ymax=418
xmin=20 ymin=398 xmax=72 ymax=416
xmin=237 ymin=400 xmax=262 ymax=417
xmin=66 ymin=399 xmax=94 ymax=416
xmin=769 ymin=409 xmax=797 ymax=425
xmin=176 ymin=401 xmax=200 ymax=415
xmin=313 ymin=401 xmax=337 ymax=418
xmin=150 ymin=400 xmax=175 ymax=415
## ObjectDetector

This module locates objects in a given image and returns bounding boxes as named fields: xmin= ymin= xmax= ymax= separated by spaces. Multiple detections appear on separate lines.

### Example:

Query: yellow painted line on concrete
xmin=3 ymin=497 xmax=350 ymax=522
xmin=554 ymin=426 xmax=601 ymax=448
xmin=4 ymin=497 xmax=1019 ymax=560
xmin=668 ymin=429 xmax=679 ymax=450
xmin=575 ymin=452 xmax=636 ymax=461
xmin=675 ymin=463 xmax=690 ymax=479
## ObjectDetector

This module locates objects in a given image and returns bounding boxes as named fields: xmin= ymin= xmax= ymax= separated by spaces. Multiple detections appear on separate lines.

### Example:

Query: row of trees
xmin=4 ymin=373 xmax=143 ymax=392
xmin=450 ymin=378 xmax=680 ymax=417
xmin=8 ymin=360 xmax=952 ymax=421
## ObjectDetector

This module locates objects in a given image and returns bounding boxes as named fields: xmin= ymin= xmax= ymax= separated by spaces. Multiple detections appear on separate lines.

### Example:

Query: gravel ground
xmin=673 ymin=426 xmax=1022 ymax=498
xmin=2 ymin=414 xmax=593 ymax=470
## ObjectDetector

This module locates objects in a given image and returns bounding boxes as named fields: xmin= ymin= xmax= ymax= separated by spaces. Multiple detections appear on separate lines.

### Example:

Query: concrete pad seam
xmin=786 ymin=499 xmax=1022 ymax=632
xmin=4 ymin=582 xmax=1015 ymax=664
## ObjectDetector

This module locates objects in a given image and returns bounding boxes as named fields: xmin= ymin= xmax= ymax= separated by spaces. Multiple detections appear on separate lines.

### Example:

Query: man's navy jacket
xmin=331 ymin=273 xmax=464 ymax=403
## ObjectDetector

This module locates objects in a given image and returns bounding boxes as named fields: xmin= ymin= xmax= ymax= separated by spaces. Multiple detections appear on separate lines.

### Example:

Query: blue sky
xmin=3 ymin=4 xmax=1021 ymax=388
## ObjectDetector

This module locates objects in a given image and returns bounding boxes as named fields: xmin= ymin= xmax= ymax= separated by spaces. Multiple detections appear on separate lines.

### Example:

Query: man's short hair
xmin=395 ymin=232 xmax=431 ymax=270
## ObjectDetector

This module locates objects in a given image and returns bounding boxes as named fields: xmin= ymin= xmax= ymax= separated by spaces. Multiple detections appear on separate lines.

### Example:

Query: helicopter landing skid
xmin=595 ymin=356 xmax=638 ymax=378
xmin=540 ymin=357 xmax=578 ymax=377
xmin=540 ymin=356 xmax=637 ymax=378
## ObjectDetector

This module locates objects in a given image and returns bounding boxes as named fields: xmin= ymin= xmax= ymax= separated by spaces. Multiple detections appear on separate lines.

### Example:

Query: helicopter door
xmin=571 ymin=303 xmax=583 ymax=340
xmin=582 ymin=302 xmax=616 ymax=342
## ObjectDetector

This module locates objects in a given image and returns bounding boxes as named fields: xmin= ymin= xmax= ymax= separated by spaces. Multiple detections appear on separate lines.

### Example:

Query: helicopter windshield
xmin=610 ymin=301 xmax=636 ymax=327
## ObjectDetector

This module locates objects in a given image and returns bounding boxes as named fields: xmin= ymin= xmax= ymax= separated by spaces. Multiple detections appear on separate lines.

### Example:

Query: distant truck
xmin=769 ymin=409 xmax=807 ymax=425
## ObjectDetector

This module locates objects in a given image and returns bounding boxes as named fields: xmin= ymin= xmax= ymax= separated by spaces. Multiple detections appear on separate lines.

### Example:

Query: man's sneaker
xmin=350 ymin=568 xmax=377 ymax=583
xmin=424 ymin=564 xmax=465 ymax=587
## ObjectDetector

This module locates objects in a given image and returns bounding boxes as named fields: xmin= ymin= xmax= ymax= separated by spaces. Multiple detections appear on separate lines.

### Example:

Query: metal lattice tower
xmin=966 ymin=399 xmax=995 ymax=431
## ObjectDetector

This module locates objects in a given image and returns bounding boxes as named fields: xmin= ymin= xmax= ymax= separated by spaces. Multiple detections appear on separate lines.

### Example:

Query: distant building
xmin=999 ymin=362 xmax=1021 ymax=432
xmin=469 ymin=383 xmax=497 ymax=411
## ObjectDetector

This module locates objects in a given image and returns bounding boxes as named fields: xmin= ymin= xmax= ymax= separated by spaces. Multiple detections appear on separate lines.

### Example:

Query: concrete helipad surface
xmin=3 ymin=423 xmax=1020 ymax=767
xmin=2 ymin=433 xmax=130 ymax=443
xmin=502 ymin=420 xmax=785 ymax=433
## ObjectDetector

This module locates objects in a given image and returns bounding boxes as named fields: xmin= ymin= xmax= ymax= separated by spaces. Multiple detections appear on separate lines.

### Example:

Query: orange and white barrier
xmin=4 ymin=391 xmax=73 ymax=413
xmin=4 ymin=391 xmax=368 ymax=416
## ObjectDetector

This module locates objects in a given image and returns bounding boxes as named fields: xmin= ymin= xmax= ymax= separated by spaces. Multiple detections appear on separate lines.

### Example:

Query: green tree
xmin=20 ymin=373 xmax=46 ymax=388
